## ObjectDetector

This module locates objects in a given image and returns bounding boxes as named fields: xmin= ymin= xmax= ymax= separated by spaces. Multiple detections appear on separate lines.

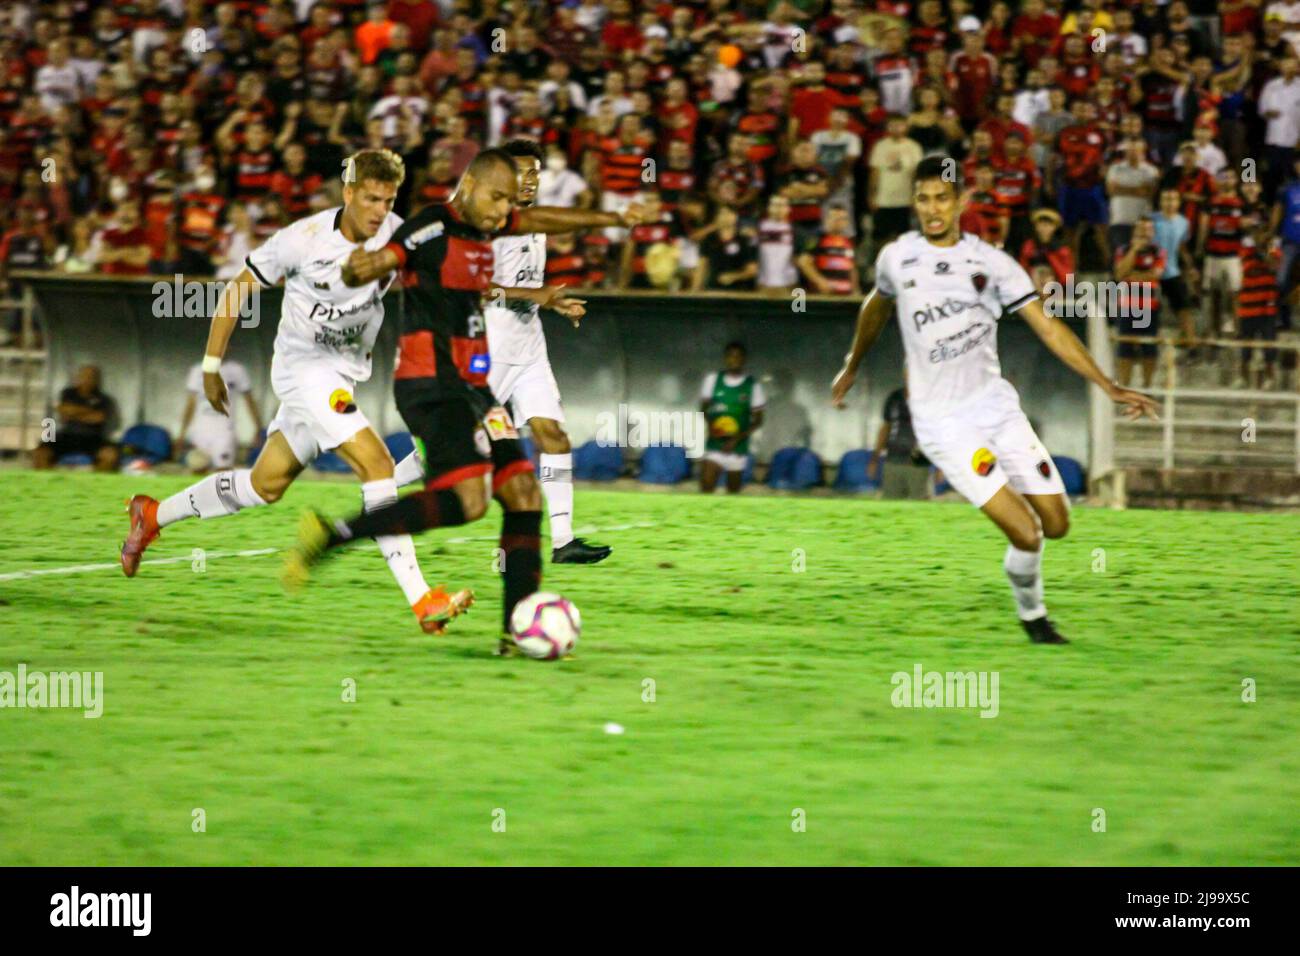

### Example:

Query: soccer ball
xmin=509 ymin=592 xmax=581 ymax=660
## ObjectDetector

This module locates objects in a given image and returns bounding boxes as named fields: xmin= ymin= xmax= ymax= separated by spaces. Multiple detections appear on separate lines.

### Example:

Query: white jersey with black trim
xmin=486 ymin=231 xmax=548 ymax=365
xmin=873 ymin=231 xmax=1039 ymax=417
xmin=245 ymin=207 xmax=402 ymax=382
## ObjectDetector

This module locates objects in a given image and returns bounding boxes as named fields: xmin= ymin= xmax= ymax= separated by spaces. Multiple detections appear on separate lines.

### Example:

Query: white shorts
xmin=1202 ymin=255 xmax=1242 ymax=293
xmin=600 ymin=191 xmax=634 ymax=243
xmin=188 ymin=423 xmax=237 ymax=469
xmin=911 ymin=379 xmax=1065 ymax=509
xmin=488 ymin=357 xmax=565 ymax=425
xmin=704 ymin=449 xmax=748 ymax=472
xmin=267 ymin=360 xmax=372 ymax=466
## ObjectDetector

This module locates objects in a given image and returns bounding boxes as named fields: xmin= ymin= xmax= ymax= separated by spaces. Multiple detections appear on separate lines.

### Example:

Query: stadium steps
xmin=0 ymin=347 xmax=47 ymax=452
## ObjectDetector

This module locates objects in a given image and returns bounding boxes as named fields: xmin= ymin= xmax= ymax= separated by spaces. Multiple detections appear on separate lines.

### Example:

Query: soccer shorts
xmin=1117 ymin=306 xmax=1161 ymax=360
xmin=1058 ymin=185 xmax=1108 ymax=227
xmin=911 ymin=379 xmax=1066 ymax=509
xmin=397 ymin=382 xmax=533 ymax=492
xmin=487 ymin=356 xmax=566 ymax=425
xmin=1160 ymin=275 xmax=1191 ymax=313
xmin=266 ymin=359 xmax=373 ymax=466
xmin=1203 ymin=255 xmax=1242 ymax=294
xmin=187 ymin=422 xmax=238 ymax=469
xmin=704 ymin=449 xmax=748 ymax=472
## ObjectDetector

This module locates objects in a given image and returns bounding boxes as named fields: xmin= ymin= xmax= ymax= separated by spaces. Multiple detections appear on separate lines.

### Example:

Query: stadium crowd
xmin=0 ymin=0 xmax=1299 ymax=381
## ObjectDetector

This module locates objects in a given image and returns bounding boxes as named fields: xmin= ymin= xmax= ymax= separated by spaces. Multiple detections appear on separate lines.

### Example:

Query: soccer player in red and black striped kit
xmin=284 ymin=149 xmax=640 ymax=654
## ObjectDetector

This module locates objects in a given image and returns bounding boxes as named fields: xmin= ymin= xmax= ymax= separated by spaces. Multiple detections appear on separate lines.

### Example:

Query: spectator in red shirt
xmin=1011 ymin=0 xmax=1061 ymax=68
xmin=788 ymin=61 xmax=845 ymax=140
xmin=269 ymin=143 xmax=324 ymax=218
xmin=1056 ymin=98 xmax=1111 ymax=268
xmin=602 ymin=0 xmax=642 ymax=55
xmin=97 ymin=202 xmax=152 ymax=276
xmin=388 ymin=0 xmax=440 ymax=54
xmin=1019 ymin=208 xmax=1076 ymax=293
xmin=948 ymin=18 xmax=999 ymax=128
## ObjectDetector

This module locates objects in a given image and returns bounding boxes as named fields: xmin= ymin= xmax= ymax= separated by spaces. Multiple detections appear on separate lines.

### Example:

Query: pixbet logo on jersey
xmin=912 ymin=297 xmax=980 ymax=332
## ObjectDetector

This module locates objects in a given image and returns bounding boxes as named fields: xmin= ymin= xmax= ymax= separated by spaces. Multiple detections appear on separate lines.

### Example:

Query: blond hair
xmin=342 ymin=148 xmax=407 ymax=188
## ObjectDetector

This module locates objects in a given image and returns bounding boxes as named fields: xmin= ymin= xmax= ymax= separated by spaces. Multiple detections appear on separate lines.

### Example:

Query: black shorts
xmin=396 ymin=381 xmax=533 ymax=492
xmin=1160 ymin=275 xmax=1191 ymax=313
xmin=1117 ymin=308 xmax=1160 ymax=359
xmin=1238 ymin=315 xmax=1278 ymax=362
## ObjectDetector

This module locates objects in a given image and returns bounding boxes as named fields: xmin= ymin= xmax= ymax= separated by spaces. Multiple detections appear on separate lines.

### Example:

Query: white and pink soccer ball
xmin=509 ymin=592 xmax=581 ymax=660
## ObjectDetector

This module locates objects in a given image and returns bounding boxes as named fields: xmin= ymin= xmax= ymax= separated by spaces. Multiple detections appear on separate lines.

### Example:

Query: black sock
xmin=499 ymin=510 xmax=542 ymax=633
xmin=333 ymin=489 xmax=467 ymax=544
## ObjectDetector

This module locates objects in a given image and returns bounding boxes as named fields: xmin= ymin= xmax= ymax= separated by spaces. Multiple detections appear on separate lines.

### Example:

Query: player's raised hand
xmin=1107 ymin=382 xmax=1161 ymax=421
xmin=553 ymin=296 xmax=587 ymax=326
xmin=830 ymin=365 xmax=857 ymax=408
xmin=204 ymin=371 xmax=230 ymax=416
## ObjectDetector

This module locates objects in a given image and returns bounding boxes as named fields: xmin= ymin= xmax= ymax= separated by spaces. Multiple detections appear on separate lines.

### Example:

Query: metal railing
xmin=0 ymin=284 xmax=42 ymax=453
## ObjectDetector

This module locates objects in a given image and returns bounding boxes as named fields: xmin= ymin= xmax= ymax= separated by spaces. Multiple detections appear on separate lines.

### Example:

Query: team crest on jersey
xmin=329 ymin=388 xmax=357 ymax=414
xmin=935 ymin=261 xmax=950 ymax=274
xmin=1036 ymin=459 xmax=1052 ymax=479
xmin=972 ymin=447 xmax=997 ymax=477
xmin=972 ymin=272 xmax=987 ymax=293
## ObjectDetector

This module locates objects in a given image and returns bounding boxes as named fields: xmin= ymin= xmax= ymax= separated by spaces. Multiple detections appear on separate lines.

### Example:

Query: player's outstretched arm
xmin=200 ymin=268 xmax=260 ymax=416
xmin=1018 ymin=297 xmax=1161 ymax=421
xmin=513 ymin=205 xmax=641 ymax=234
xmin=488 ymin=284 xmax=586 ymax=324
xmin=831 ymin=288 xmax=894 ymax=408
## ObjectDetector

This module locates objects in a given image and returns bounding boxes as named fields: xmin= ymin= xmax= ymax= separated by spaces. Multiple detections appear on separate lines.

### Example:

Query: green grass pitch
xmin=0 ymin=470 xmax=1296 ymax=866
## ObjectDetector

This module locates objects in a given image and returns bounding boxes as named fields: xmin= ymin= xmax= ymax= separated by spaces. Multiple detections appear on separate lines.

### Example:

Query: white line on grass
xmin=0 ymin=522 xmax=655 ymax=582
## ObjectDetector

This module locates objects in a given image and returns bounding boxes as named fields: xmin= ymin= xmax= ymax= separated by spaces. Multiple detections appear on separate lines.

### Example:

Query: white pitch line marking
xmin=0 ymin=522 xmax=655 ymax=582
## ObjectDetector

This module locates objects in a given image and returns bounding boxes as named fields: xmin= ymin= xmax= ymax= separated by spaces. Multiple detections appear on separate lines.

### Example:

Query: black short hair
xmin=501 ymin=139 xmax=544 ymax=162
xmin=724 ymin=341 xmax=747 ymax=356
xmin=914 ymin=155 xmax=961 ymax=193
xmin=466 ymin=148 xmax=515 ymax=178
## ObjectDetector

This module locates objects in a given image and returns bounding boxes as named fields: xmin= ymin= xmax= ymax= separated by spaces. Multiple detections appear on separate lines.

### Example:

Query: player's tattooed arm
xmin=200 ymin=267 xmax=260 ymax=415
xmin=1017 ymin=297 xmax=1161 ymax=421
xmin=831 ymin=288 xmax=894 ymax=408
xmin=341 ymin=246 xmax=400 ymax=287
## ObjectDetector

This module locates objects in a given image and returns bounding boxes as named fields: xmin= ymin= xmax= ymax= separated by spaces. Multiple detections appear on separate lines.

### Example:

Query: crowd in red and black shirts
xmin=1 ymin=0 xmax=1300 ymax=354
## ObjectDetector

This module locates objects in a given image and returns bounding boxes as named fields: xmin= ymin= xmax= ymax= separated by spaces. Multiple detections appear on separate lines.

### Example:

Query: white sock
xmin=1004 ymin=542 xmax=1046 ymax=621
xmin=539 ymin=452 xmax=574 ymax=548
xmin=362 ymin=478 xmax=429 ymax=606
xmin=393 ymin=449 xmax=424 ymax=487
xmin=156 ymin=469 xmax=266 ymax=527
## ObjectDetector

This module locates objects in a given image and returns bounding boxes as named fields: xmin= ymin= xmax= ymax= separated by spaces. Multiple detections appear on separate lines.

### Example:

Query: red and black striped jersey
xmin=1238 ymin=247 xmax=1279 ymax=320
xmin=1140 ymin=73 xmax=1181 ymax=128
xmin=600 ymin=141 xmax=649 ymax=195
xmin=658 ymin=168 xmax=697 ymax=212
xmin=808 ymin=233 xmax=856 ymax=294
xmin=628 ymin=214 xmax=681 ymax=274
xmin=1114 ymin=243 xmax=1166 ymax=314
xmin=993 ymin=158 xmax=1040 ymax=210
xmin=233 ymin=149 xmax=274 ymax=200
xmin=545 ymin=250 xmax=587 ymax=288
xmin=1203 ymin=194 xmax=1244 ymax=257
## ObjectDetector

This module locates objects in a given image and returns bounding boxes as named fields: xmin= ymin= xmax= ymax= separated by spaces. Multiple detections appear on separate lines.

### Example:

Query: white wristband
xmin=201 ymin=355 xmax=223 ymax=374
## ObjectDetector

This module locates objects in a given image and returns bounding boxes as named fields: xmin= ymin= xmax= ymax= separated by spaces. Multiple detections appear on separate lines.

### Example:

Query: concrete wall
xmin=23 ymin=276 xmax=1091 ymax=467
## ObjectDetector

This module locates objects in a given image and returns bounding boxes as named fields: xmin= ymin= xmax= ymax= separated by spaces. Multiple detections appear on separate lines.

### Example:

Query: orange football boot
xmin=413 ymin=585 xmax=475 ymax=634
xmin=120 ymin=495 xmax=161 ymax=577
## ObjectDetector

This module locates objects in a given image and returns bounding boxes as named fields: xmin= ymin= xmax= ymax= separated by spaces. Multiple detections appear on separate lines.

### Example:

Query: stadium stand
xmin=573 ymin=439 xmax=623 ymax=480
xmin=832 ymin=448 xmax=876 ymax=492
xmin=638 ymin=443 xmax=691 ymax=483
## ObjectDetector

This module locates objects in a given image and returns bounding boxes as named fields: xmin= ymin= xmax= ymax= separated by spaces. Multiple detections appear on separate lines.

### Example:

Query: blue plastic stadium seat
xmin=932 ymin=466 xmax=951 ymax=496
xmin=573 ymin=440 xmax=623 ymax=481
xmin=639 ymin=445 xmax=690 ymax=484
xmin=384 ymin=430 xmax=415 ymax=463
xmin=57 ymin=453 xmax=94 ymax=468
xmin=765 ymin=446 xmax=804 ymax=488
xmin=120 ymin=423 xmax=172 ymax=463
xmin=313 ymin=450 xmax=353 ymax=473
xmin=741 ymin=454 xmax=755 ymax=486
xmin=788 ymin=449 xmax=823 ymax=489
xmin=833 ymin=449 xmax=875 ymax=492
xmin=1053 ymin=455 xmax=1086 ymax=496
xmin=768 ymin=447 xmax=821 ymax=490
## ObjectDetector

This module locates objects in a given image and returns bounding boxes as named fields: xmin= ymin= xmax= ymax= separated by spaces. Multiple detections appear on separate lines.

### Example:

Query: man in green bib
xmin=699 ymin=341 xmax=766 ymax=493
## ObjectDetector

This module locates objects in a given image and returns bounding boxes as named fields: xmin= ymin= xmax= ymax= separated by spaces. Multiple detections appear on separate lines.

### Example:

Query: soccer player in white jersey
xmin=121 ymin=149 xmax=472 ymax=634
xmin=486 ymin=139 xmax=611 ymax=563
xmin=831 ymin=156 xmax=1160 ymax=643
xmin=177 ymin=358 xmax=260 ymax=471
